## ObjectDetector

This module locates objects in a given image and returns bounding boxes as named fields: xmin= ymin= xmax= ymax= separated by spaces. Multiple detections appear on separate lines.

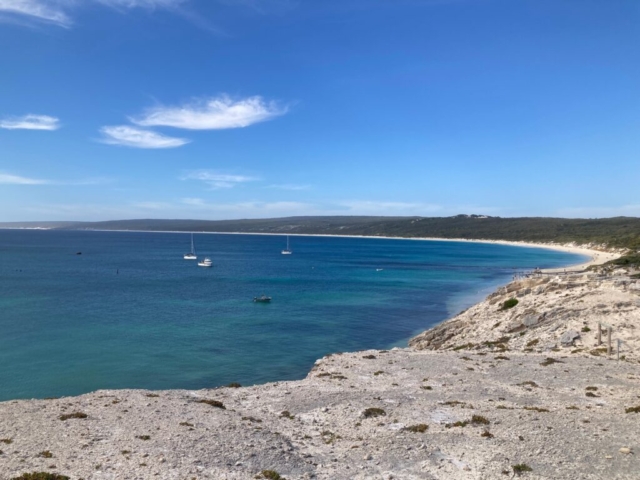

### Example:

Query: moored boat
xmin=198 ymin=257 xmax=212 ymax=267
xmin=184 ymin=233 xmax=197 ymax=260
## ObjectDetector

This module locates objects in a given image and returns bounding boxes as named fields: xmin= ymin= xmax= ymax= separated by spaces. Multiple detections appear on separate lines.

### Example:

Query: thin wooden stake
xmin=607 ymin=327 xmax=612 ymax=356
xmin=597 ymin=323 xmax=602 ymax=346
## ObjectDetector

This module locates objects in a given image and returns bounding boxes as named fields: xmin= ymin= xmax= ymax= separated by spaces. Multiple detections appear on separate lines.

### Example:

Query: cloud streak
xmin=0 ymin=114 xmax=60 ymax=130
xmin=0 ymin=172 xmax=50 ymax=185
xmin=0 ymin=0 xmax=71 ymax=27
xmin=265 ymin=183 xmax=310 ymax=191
xmin=99 ymin=125 xmax=189 ymax=148
xmin=132 ymin=95 xmax=288 ymax=130
xmin=181 ymin=170 xmax=258 ymax=189
xmin=0 ymin=0 xmax=188 ymax=28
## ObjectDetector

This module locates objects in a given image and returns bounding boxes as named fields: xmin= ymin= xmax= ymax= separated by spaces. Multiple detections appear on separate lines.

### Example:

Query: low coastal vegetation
xmin=512 ymin=463 xmax=533 ymax=474
xmin=11 ymin=474 xmax=70 ymax=480
xmin=58 ymin=412 xmax=87 ymax=421
xmin=196 ymin=399 xmax=226 ymax=409
xmin=499 ymin=298 xmax=518 ymax=311
xmin=362 ymin=407 xmax=386 ymax=418
xmin=258 ymin=470 xmax=286 ymax=480
xmin=48 ymin=215 xmax=640 ymax=250
xmin=404 ymin=424 xmax=428 ymax=433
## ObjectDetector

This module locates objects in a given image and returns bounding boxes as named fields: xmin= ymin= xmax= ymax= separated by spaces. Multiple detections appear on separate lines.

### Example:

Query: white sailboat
xmin=198 ymin=257 xmax=213 ymax=268
xmin=281 ymin=235 xmax=292 ymax=255
xmin=184 ymin=233 xmax=197 ymax=260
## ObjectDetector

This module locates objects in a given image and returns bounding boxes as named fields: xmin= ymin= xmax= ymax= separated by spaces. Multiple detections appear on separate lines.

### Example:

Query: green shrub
xmin=59 ymin=412 xmax=87 ymax=421
xmin=196 ymin=399 xmax=225 ymax=409
xmin=499 ymin=298 xmax=518 ymax=311
xmin=363 ymin=407 xmax=386 ymax=418
xmin=11 ymin=475 xmax=70 ymax=480
xmin=540 ymin=358 xmax=561 ymax=366
xmin=259 ymin=470 xmax=285 ymax=480
xmin=512 ymin=463 xmax=533 ymax=474
xmin=404 ymin=424 xmax=428 ymax=433
xmin=471 ymin=415 xmax=490 ymax=425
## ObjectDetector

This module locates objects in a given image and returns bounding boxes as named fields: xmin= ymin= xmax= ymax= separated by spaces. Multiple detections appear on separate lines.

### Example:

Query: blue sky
xmin=1 ymin=0 xmax=638 ymax=221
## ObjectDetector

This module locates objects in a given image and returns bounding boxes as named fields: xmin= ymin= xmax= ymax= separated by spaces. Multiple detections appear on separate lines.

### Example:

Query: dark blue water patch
xmin=0 ymin=229 xmax=587 ymax=401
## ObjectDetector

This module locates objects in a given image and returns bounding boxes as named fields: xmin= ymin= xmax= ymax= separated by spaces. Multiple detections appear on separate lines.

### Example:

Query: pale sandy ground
xmin=1 ymin=242 xmax=638 ymax=480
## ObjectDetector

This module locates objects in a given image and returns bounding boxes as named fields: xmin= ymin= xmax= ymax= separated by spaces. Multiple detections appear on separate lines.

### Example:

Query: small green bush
xmin=512 ymin=463 xmax=533 ymax=474
xmin=363 ymin=407 xmax=386 ymax=418
xmin=404 ymin=424 xmax=428 ymax=433
xmin=500 ymin=298 xmax=518 ymax=311
xmin=11 ymin=474 xmax=70 ymax=480
xmin=523 ymin=406 xmax=549 ymax=413
xmin=196 ymin=399 xmax=225 ymax=409
xmin=38 ymin=451 xmax=53 ymax=458
xmin=227 ymin=382 xmax=242 ymax=388
xmin=471 ymin=415 xmax=490 ymax=425
xmin=445 ymin=420 xmax=469 ymax=428
xmin=259 ymin=470 xmax=285 ymax=480
xmin=625 ymin=405 xmax=640 ymax=413
xmin=59 ymin=412 xmax=87 ymax=421
xmin=540 ymin=358 xmax=561 ymax=366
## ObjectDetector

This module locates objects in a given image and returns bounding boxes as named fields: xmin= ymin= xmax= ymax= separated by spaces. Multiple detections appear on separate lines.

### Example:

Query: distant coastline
xmin=2 ymin=225 xmax=618 ymax=271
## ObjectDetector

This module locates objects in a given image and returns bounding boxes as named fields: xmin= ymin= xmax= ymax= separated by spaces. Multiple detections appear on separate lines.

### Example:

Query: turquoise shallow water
xmin=0 ymin=230 xmax=586 ymax=401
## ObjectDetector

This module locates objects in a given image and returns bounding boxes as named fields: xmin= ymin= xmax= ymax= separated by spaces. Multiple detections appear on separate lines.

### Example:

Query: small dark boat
xmin=253 ymin=295 xmax=272 ymax=303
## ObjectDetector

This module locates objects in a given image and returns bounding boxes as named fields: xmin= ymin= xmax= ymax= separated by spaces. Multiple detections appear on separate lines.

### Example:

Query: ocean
xmin=0 ymin=229 xmax=586 ymax=401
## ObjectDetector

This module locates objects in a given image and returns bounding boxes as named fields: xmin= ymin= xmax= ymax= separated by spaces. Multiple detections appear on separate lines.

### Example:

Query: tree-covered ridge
xmin=30 ymin=215 xmax=640 ymax=250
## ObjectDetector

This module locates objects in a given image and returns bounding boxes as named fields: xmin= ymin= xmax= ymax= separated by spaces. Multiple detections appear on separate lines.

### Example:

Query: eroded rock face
xmin=410 ymin=268 xmax=640 ymax=360
xmin=560 ymin=330 xmax=581 ymax=346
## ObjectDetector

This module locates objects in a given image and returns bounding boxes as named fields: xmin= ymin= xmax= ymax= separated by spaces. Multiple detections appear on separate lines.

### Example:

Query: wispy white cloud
xmin=182 ymin=197 xmax=205 ymax=206
xmin=0 ymin=0 xmax=72 ymax=27
xmin=0 ymin=172 xmax=50 ymax=185
xmin=0 ymin=172 xmax=114 ymax=186
xmin=181 ymin=170 xmax=258 ymax=189
xmin=95 ymin=0 xmax=186 ymax=10
xmin=99 ymin=125 xmax=189 ymax=148
xmin=177 ymin=198 xmax=316 ymax=215
xmin=265 ymin=183 xmax=310 ymax=191
xmin=0 ymin=114 xmax=60 ymax=130
xmin=337 ymin=201 xmax=443 ymax=216
xmin=0 ymin=0 xmax=188 ymax=28
xmin=132 ymin=95 xmax=288 ymax=130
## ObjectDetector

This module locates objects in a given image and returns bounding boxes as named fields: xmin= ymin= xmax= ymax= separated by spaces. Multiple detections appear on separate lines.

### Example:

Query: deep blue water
xmin=0 ymin=230 xmax=586 ymax=401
